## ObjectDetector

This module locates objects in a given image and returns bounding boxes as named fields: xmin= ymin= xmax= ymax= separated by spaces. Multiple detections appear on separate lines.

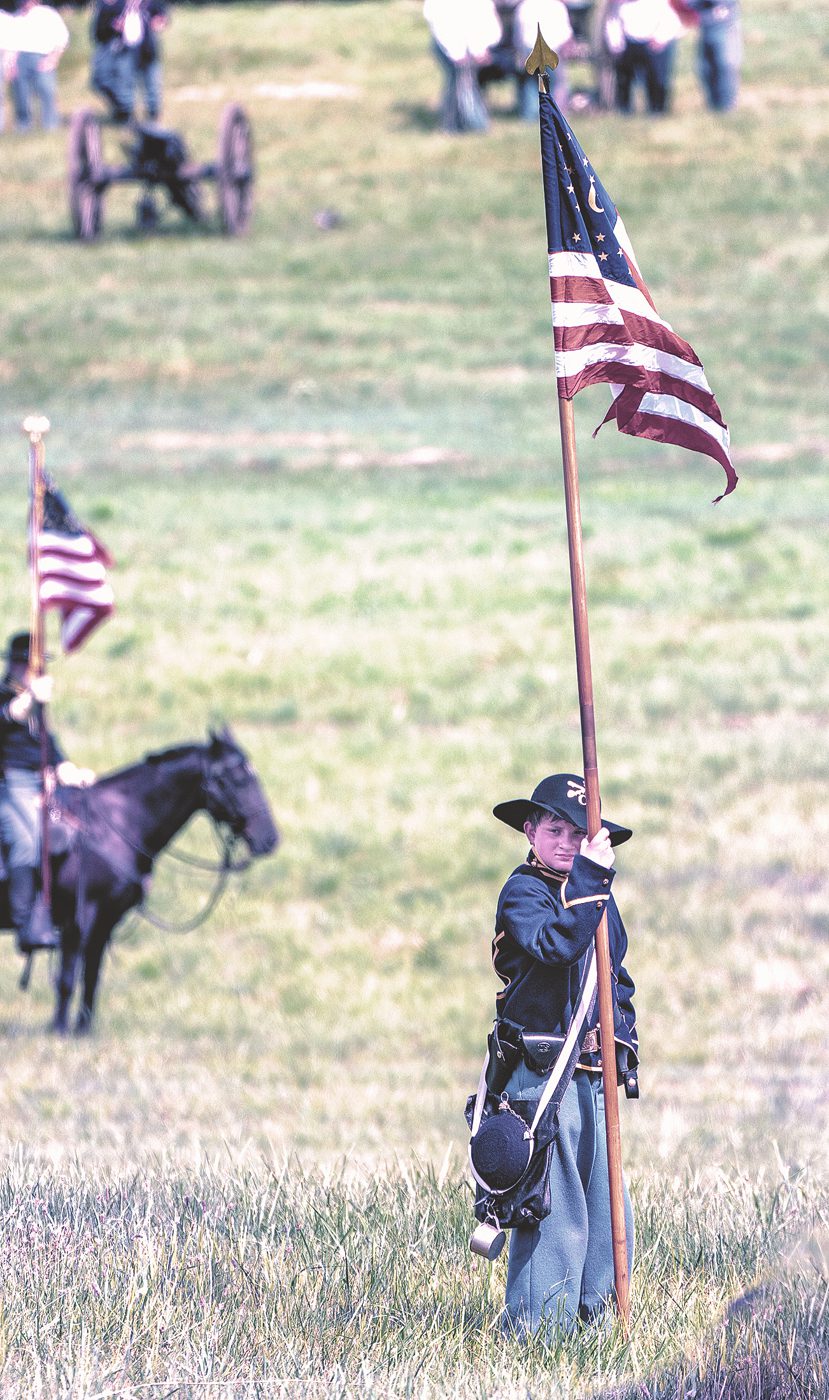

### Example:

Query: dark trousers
xmin=615 ymin=39 xmax=675 ymax=114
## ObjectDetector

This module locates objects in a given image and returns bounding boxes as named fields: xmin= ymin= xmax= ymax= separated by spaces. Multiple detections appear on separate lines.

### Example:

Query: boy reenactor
xmin=479 ymin=772 xmax=639 ymax=1335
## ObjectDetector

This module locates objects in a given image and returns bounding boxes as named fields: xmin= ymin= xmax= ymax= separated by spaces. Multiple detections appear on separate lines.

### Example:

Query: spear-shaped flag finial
xmin=525 ymin=26 xmax=559 ymax=90
xmin=22 ymin=415 xmax=50 ymax=442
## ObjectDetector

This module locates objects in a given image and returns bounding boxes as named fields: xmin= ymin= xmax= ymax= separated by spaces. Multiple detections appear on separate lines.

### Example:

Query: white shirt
xmin=616 ymin=0 xmax=685 ymax=45
xmin=515 ymin=0 xmax=574 ymax=55
xmin=423 ymin=0 xmax=502 ymax=63
xmin=8 ymin=4 xmax=69 ymax=57
xmin=0 ymin=12 xmax=15 ymax=48
xmin=122 ymin=6 xmax=144 ymax=48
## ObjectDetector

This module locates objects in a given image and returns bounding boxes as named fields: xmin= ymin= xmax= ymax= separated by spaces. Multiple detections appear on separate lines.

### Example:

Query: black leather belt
xmin=519 ymin=1027 xmax=601 ymax=1075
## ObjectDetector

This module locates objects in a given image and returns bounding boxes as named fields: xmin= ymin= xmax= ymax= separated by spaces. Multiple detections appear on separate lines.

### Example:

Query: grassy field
xmin=0 ymin=1 xmax=828 ymax=1394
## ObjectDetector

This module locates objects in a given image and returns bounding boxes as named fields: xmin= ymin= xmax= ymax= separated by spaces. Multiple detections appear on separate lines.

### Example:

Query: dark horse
xmin=1 ymin=727 xmax=278 ymax=1034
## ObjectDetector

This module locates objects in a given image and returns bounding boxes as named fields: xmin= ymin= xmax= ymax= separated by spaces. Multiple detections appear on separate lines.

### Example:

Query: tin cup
xmin=469 ymin=1221 xmax=507 ymax=1261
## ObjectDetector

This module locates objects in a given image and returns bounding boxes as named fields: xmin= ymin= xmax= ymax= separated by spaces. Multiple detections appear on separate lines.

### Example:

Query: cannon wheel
xmin=217 ymin=104 xmax=254 ymax=236
xmin=68 ymin=110 xmax=105 ymax=241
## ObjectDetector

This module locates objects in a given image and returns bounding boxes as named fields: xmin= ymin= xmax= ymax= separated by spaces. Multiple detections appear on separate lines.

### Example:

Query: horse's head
xmin=202 ymin=726 xmax=279 ymax=858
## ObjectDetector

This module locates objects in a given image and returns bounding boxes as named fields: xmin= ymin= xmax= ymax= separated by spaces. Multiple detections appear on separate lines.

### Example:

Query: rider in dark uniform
xmin=0 ymin=632 xmax=93 ymax=953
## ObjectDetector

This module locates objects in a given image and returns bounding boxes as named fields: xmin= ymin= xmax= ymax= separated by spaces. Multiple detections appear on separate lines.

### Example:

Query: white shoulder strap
xmin=470 ymin=946 xmax=598 ymax=1142
xmin=528 ymin=947 xmax=596 ymax=1136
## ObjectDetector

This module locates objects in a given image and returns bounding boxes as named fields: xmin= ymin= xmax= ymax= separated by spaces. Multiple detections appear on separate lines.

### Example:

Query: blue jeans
xmin=515 ymin=63 xmax=568 ymax=122
xmin=92 ymin=41 xmax=138 ymax=122
xmin=12 ymin=52 xmax=59 ymax=131
xmin=503 ymin=1066 xmax=635 ymax=1336
xmin=431 ymin=41 xmax=489 ymax=133
xmin=137 ymin=58 xmax=162 ymax=120
xmin=1 ymin=54 xmax=8 ymax=132
xmin=0 ymin=769 xmax=41 ymax=869
xmin=698 ymin=19 xmax=741 ymax=111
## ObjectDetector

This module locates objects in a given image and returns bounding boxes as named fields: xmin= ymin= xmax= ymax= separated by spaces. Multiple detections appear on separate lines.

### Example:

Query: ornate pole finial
xmin=22 ymin=415 xmax=51 ymax=442
xmin=525 ymin=26 xmax=559 ymax=90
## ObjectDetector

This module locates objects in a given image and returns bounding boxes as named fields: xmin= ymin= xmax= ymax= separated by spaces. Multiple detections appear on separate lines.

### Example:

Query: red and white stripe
xmin=38 ymin=529 xmax=115 ymax=653
xmin=549 ymin=230 xmax=734 ymax=495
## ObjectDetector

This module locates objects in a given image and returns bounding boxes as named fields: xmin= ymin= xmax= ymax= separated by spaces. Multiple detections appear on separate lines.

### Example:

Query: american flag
xmin=539 ymin=85 xmax=736 ymax=500
xmin=35 ymin=477 xmax=115 ymax=653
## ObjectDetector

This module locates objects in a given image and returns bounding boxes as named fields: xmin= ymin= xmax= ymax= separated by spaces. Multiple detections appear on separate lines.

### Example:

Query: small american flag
xmin=36 ymin=477 xmax=115 ymax=653
xmin=539 ymin=86 xmax=736 ymax=500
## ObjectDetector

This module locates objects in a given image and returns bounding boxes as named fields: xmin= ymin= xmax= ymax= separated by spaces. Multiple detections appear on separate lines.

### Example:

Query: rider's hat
xmin=4 ymin=632 xmax=51 ymax=667
xmin=6 ymin=632 xmax=32 ymax=666
xmin=493 ymin=773 xmax=632 ymax=847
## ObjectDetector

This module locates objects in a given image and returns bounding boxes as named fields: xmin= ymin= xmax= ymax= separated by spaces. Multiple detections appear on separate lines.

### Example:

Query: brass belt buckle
xmin=582 ymin=1028 xmax=600 ymax=1054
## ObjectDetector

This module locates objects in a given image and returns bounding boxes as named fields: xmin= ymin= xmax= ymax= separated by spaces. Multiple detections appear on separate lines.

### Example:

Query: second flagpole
xmin=22 ymin=415 xmax=55 ymax=987
xmin=558 ymin=393 xmax=631 ymax=1329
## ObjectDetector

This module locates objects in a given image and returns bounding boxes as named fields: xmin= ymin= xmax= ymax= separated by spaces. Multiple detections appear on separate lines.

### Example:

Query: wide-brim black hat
xmin=493 ymin=772 xmax=632 ymax=847
xmin=6 ymin=632 xmax=32 ymax=665
xmin=5 ymin=632 xmax=52 ymax=666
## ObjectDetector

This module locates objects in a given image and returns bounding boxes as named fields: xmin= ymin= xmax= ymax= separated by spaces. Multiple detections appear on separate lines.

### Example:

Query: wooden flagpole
xmin=523 ymin=30 xmax=631 ymax=1329
xmin=558 ymin=395 xmax=630 ymax=1329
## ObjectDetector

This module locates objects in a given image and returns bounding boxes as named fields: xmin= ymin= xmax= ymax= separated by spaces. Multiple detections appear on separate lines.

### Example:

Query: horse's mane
xmin=146 ymin=743 xmax=206 ymax=767
xmin=92 ymin=741 xmax=206 ymax=789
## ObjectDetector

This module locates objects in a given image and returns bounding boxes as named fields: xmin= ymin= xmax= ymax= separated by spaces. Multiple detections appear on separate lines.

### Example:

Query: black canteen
xmin=470 ymin=1109 xmax=532 ymax=1192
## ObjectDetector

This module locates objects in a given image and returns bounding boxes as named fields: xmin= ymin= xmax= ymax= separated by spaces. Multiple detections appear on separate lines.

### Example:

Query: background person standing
xmin=136 ymin=0 xmax=168 ymax=122
xmin=683 ymin=0 xmax=741 ymax=110
xmin=604 ymin=0 xmax=687 ymax=114
xmin=512 ymin=0 xmax=574 ymax=118
xmin=91 ymin=0 xmax=144 ymax=123
xmin=423 ymin=0 xmax=503 ymax=132
xmin=7 ymin=0 xmax=68 ymax=132
xmin=0 ymin=6 xmax=15 ymax=132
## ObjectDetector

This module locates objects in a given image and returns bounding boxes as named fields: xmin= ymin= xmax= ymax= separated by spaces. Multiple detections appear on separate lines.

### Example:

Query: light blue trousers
xmin=0 ymin=768 xmax=41 ymax=869
xmin=503 ymin=1066 xmax=634 ymax=1336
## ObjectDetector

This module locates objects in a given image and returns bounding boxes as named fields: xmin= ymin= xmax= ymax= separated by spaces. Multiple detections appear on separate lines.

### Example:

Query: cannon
xmin=68 ymin=103 xmax=254 ymax=241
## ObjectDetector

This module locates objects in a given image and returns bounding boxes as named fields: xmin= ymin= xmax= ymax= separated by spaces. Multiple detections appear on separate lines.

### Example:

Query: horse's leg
xmin=51 ymin=923 xmax=81 ymax=1034
xmin=75 ymin=921 xmax=111 ymax=1036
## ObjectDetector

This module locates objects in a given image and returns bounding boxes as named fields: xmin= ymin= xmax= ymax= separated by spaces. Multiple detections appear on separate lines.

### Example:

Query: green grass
xmin=0 ymin=1154 xmax=826 ymax=1399
xmin=0 ymin=2 xmax=828 ymax=1394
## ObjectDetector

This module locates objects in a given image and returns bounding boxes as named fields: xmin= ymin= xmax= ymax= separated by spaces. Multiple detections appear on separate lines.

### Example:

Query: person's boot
xmin=9 ymin=867 xmax=59 ymax=953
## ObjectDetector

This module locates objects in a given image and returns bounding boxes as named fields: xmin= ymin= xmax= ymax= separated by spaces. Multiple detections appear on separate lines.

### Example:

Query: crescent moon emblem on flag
xmin=588 ymin=180 xmax=604 ymax=214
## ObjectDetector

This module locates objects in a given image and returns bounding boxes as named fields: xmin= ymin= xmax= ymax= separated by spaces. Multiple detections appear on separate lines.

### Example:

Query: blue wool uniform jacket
xmin=493 ymin=853 xmax=638 ymax=1076
xmin=0 ymin=686 xmax=64 ymax=773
